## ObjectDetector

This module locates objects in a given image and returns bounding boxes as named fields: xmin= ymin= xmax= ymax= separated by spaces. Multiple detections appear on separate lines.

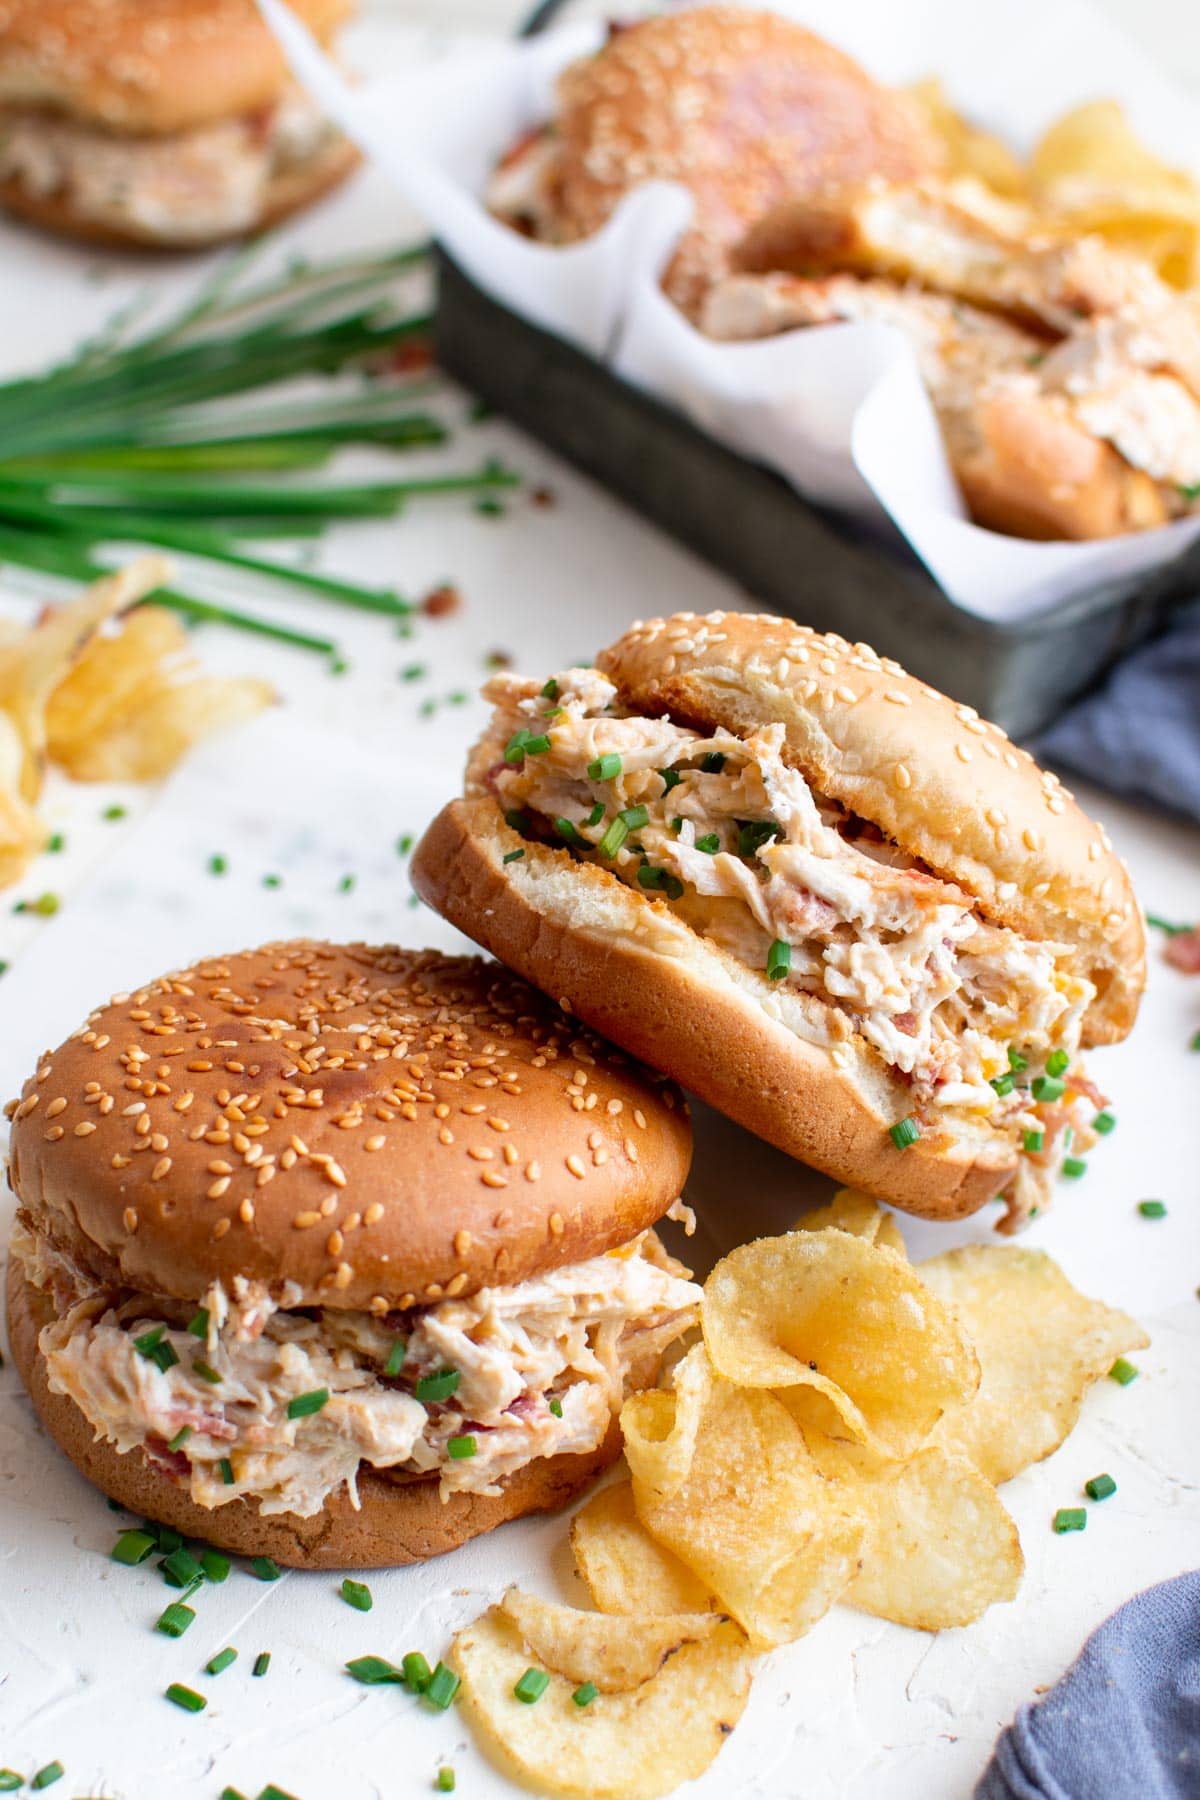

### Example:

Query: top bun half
xmin=597 ymin=612 xmax=1143 ymax=1043
xmin=0 ymin=0 xmax=353 ymax=135
xmin=7 ymin=941 xmax=692 ymax=1311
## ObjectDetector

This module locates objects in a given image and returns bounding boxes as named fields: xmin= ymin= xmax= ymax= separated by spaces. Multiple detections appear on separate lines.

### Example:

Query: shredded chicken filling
xmin=12 ymin=1220 xmax=699 ymax=1519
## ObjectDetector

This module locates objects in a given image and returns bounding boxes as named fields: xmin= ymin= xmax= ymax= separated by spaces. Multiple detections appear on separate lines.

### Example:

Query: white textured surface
xmin=0 ymin=6 xmax=1198 ymax=1799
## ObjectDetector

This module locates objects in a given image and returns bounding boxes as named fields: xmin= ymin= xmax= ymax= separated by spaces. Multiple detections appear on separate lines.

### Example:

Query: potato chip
xmin=570 ymin=1481 xmax=714 ymax=1617
xmin=798 ymin=1188 xmax=907 ymax=1255
xmin=920 ymin=1246 xmax=1149 ymax=1484
xmin=804 ymin=1436 xmax=1023 ymax=1630
xmin=619 ymin=1342 xmax=709 ymax=1501
xmin=451 ymin=1608 xmax=754 ymax=1800
xmin=499 ymin=1588 xmax=723 ymax=1692
xmin=631 ymin=1368 xmax=864 ymax=1648
xmin=703 ymin=1231 xmax=978 ymax=1459
xmin=908 ymin=78 xmax=1028 ymax=198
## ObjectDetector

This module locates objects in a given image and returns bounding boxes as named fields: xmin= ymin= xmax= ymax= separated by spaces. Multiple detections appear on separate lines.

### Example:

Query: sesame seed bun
xmin=0 ymin=0 xmax=353 ymax=136
xmin=6 ymin=1261 xmax=625 ymax=1568
xmin=7 ymin=941 xmax=692 ymax=1312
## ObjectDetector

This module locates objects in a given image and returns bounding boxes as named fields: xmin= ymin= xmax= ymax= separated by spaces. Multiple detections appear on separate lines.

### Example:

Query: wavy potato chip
xmin=451 ymin=1608 xmax=754 ymax=1800
xmin=703 ymin=1230 xmax=978 ymax=1459
xmin=921 ymin=1246 xmax=1149 ymax=1484
xmin=631 ymin=1368 xmax=864 ymax=1649
xmin=805 ymin=1437 xmax=1023 ymax=1630
xmin=570 ymin=1481 xmax=714 ymax=1617
xmin=798 ymin=1189 xmax=907 ymax=1256
xmin=499 ymin=1588 xmax=724 ymax=1692
xmin=619 ymin=1343 xmax=709 ymax=1501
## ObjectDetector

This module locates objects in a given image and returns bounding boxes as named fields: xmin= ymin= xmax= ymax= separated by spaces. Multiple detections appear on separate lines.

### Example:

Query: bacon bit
xmin=421 ymin=583 xmax=462 ymax=619
xmin=1164 ymin=927 xmax=1200 ymax=974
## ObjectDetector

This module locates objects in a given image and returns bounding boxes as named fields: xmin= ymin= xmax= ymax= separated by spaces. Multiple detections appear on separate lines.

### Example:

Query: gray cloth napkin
xmin=1036 ymin=604 xmax=1200 ymax=823
xmin=976 ymin=1571 xmax=1200 ymax=1800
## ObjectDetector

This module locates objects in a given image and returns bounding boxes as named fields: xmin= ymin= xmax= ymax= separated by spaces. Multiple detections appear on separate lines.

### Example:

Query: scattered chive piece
xmin=514 ymin=1667 xmax=550 ymax=1705
xmin=219 ymin=1457 xmax=235 ymax=1485
xmin=436 ymin=1770 xmax=456 ymax=1793
xmin=416 ymin=1368 xmax=460 ymax=1405
xmin=736 ymin=820 xmax=780 ymax=859
xmin=207 ymin=1647 xmax=238 ymax=1676
xmin=0 ymin=1774 xmax=21 ymax=1791
xmin=208 ymin=854 xmax=228 ymax=876
xmin=700 ymin=752 xmax=726 ymax=773
xmin=1109 ymin=1358 xmax=1139 ymax=1386
xmin=1023 ymin=1128 xmax=1045 ymax=1154
xmin=1045 ymin=1049 xmax=1070 ymax=1077
xmin=447 ymin=1435 xmax=477 ymax=1459
xmin=502 ymin=848 xmax=525 ymax=864
xmin=103 ymin=805 xmax=127 ymax=822
xmin=167 ymin=1426 xmax=193 ymax=1453
xmin=385 ymin=1339 xmax=406 ymax=1377
xmin=659 ymin=768 xmax=681 ymax=792
xmin=1092 ymin=1111 xmax=1116 ymax=1135
xmin=31 ymin=1766 xmax=64 ymax=1790
xmin=587 ymin=753 xmax=622 ymax=782
xmin=186 ymin=1308 xmax=210 ymax=1339
xmin=766 ymin=939 xmax=791 ymax=982
xmin=403 ymin=1652 xmax=433 ymax=1692
xmin=572 ymin=1681 xmax=598 ymax=1708
xmin=424 ymin=1663 xmax=460 ymax=1710
xmin=1031 ymin=1075 xmax=1065 ymax=1103
xmin=1053 ymin=1508 xmax=1087 ymax=1534
xmin=112 ymin=1529 xmax=156 ymax=1566
xmin=1085 ymin=1473 xmax=1117 ymax=1501
xmin=155 ymin=1601 xmax=196 ymax=1638
xmin=341 ymin=1578 xmax=373 ymax=1613
xmin=286 ymin=1387 xmax=329 ymax=1420
xmin=165 ymin=1683 xmax=207 ymax=1713
xmin=694 ymin=833 xmax=721 ymax=854
xmin=161 ymin=1548 xmax=204 ymax=1588
xmin=619 ymin=804 xmax=649 ymax=831
xmin=1007 ymin=1046 xmax=1028 ymax=1072
xmin=541 ymin=678 xmax=560 ymax=700
xmin=585 ymin=802 xmax=605 ymax=828
xmin=1137 ymin=1199 xmax=1167 ymax=1219
xmin=554 ymin=817 xmax=585 ymax=848
xmin=253 ymin=1652 xmax=271 ymax=1678
xmin=252 ymin=1557 xmax=281 ymax=1583
xmin=347 ymin=1655 xmax=405 ymax=1685
xmin=990 ymin=1073 xmax=1015 ymax=1097
xmin=193 ymin=1360 xmax=222 ymax=1384
xmin=597 ymin=816 xmax=629 ymax=858
xmin=890 ymin=1117 xmax=920 ymax=1151
xmin=1061 ymin=1157 xmax=1087 ymax=1179
xmin=548 ymin=1398 xmax=563 ymax=1419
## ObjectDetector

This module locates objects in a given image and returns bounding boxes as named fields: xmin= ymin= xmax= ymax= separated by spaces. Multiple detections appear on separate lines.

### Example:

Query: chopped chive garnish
xmin=165 ymin=1682 xmax=207 ymax=1713
xmin=416 ymin=1368 xmax=461 ymax=1405
xmin=554 ymin=817 xmax=585 ymax=847
xmin=990 ymin=1073 xmax=1015 ymax=1097
xmin=1061 ymin=1157 xmax=1087 ymax=1179
xmin=700 ymin=752 xmax=726 ymax=773
xmin=201 ymin=1549 xmax=231 ymax=1583
xmin=286 ymin=1387 xmax=330 ymax=1420
xmin=253 ymin=1652 xmax=271 ymax=1678
xmin=447 ymin=1435 xmax=477 ymax=1459
xmin=252 ymin=1557 xmax=281 ymax=1582
xmin=186 ymin=1308 xmax=210 ymax=1338
xmin=0 ymin=1773 xmax=21 ymax=1791
xmin=548 ymin=1398 xmax=563 ymax=1419
xmin=1092 ymin=1111 xmax=1116 ymax=1135
xmin=384 ymin=1339 xmax=406 ymax=1377
xmin=347 ymin=1655 xmax=405 ymax=1685
xmin=423 ymin=1662 xmax=459 ymax=1710
xmin=155 ymin=1601 xmax=196 ymax=1638
xmin=890 ymin=1117 xmax=920 ymax=1150
xmin=1109 ymin=1358 xmax=1139 ymax=1385
xmin=1023 ymin=1128 xmax=1045 ymax=1153
xmin=572 ymin=1681 xmax=598 ymax=1708
xmin=219 ymin=1457 xmax=235 ymax=1485
xmin=503 ymin=848 xmax=525 ymax=864
xmin=598 ymin=816 xmax=629 ymax=858
xmin=1137 ymin=1199 xmax=1167 ymax=1218
xmin=1045 ymin=1049 xmax=1070 ymax=1077
xmin=112 ymin=1529 xmax=157 ymax=1566
xmin=403 ymin=1652 xmax=433 ymax=1691
xmin=766 ymin=939 xmax=791 ymax=982
xmin=193 ymin=1360 xmax=222 ymax=1384
xmin=585 ymin=802 xmax=605 ymax=828
xmin=1007 ymin=1046 xmax=1028 ymax=1072
xmin=659 ymin=768 xmax=682 ymax=792
xmin=587 ymin=753 xmax=622 ymax=782
xmin=1031 ymin=1075 xmax=1065 ymax=1103
xmin=541 ymin=678 xmax=560 ymax=700
xmin=694 ymin=833 xmax=720 ymax=854
xmin=207 ymin=1647 xmax=238 ymax=1676
xmin=31 ymin=1765 xmax=64 ymax=1790
xmin=161 ymin=1548 xmax=204 ymax=1588
xmin=1053 ymin=1508 xmax=1087 ymax=1534
xmin=341 ymin=1578 xmax=373 ymax=1612
xmin=736 ymin=820 xmax=780 ymax=859
xmin=167 ymin=1426 xmax=193 ymax=1453
xmin=514 ymin=1667 xmax=550 ymax=1705
xmin=619 ymin=804 xmax=649 ymax=831
xmin=437 ymin=1769 xmax=456 ymax=1793
xmin=1085 ymin=1473 xmax=1117 ymax=1501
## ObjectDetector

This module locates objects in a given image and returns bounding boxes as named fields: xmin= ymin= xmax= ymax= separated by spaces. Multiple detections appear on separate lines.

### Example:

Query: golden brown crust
xmin=551 ymin=7 xmax=940 ymax=315
xmin=7 ymin=1263 xmax=620 ymax=1568
xmin=411 ymin=799 xmax=1015 ymax=1223
xmin=0 ymin=0 xmax=353 ymax=135
xmin=7 ymin=941 xmax=692 ymax=1310
xmin=596 ymin=613 xmax=1144 ymax=1042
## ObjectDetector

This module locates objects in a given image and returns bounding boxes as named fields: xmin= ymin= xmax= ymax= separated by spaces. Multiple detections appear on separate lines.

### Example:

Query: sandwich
xmin=0 ymin=0 xmax=357 ymax=248
xmin=412 ymin=614 xmax=1144 ymax=1230
xmin=5 ymin=941 xmax=699 ymax=1567
xmin=486 ymin=6 xmax=941 ymax=316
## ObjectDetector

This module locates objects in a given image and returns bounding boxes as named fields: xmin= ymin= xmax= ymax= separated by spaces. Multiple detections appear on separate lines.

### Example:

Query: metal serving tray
xmin=435 ymin=248 xmax=1200 ymax=737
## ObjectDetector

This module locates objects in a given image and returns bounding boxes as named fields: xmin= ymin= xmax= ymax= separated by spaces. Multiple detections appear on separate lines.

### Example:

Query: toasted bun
xmin=412 ymin=798 xmax=1014 ymax=1222
xmin=597 ymin=613 xmax=1143 ymax=1041
xmin=0 ymin=133 xmax=359 ymax=250
xmin=7 ymin=941 xmax=691 ymax=1311
xmin=0 ymin=0 xmax=353 ymax=135
xmin=7 ymin=1262 xmax=620 ymax=1567
xmin=552 ymin=7 xmax=941 ymax=313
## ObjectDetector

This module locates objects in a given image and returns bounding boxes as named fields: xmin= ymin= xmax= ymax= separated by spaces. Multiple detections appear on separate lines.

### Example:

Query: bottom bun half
xmin=412 ymin=798 xmax=1014 ymax=1221
xmin=6 ymin=1264 xmax=621 ymax=1569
